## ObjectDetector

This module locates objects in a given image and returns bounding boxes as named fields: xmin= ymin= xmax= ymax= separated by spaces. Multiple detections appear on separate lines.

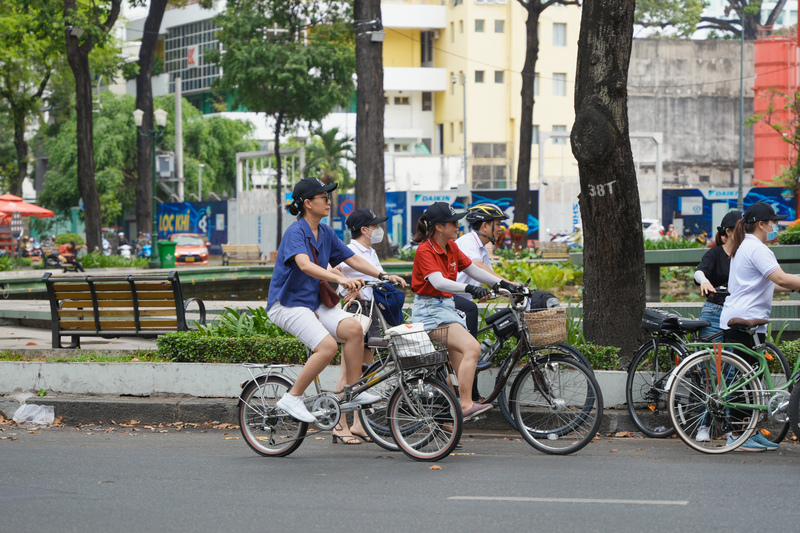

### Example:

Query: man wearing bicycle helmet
xmin=454 ymin=204 xmax=518 ymax=336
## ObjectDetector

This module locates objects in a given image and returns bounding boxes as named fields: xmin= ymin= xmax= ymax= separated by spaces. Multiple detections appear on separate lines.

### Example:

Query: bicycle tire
xmin=239 ymin=374 xmax=307 ymax=457
xmin=752 ymin=342 xmax=791 ymax=445
xmin=510 ymin=354 xmax=603 ymax=455
xmin=788 ymin=380 xmax=800 ymax=441
xmin=496 ymin=344 xmax=592 ymax=432
xmin=388 ymin=377 xmax=463 ymax=462
xmin=357 ymin=359 xmax=400 ymax=451
xmin=668 ymin=349 xmax=760 ymax=454
xmin=625 ymin=337 xmax=689 ymax=438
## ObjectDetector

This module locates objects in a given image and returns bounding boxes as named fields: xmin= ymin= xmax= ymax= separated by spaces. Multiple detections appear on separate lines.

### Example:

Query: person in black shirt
xmin=693 ymin=210 xmax=741 ymax=340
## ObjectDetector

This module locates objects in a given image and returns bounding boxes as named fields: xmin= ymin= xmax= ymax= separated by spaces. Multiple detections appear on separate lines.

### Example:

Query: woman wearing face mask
xmin=334 ymin=208 xmax=407 ymax=444
xmin=719 ymin=202 xmax=800 ymax=451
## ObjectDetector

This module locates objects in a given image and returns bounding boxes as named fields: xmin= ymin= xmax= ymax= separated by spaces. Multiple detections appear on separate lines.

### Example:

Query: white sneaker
xmin=696 ymin=425 xmax=710 ymax=442
xmin=276 ymin=393 xmax=316 ymax=423
xmin=350 ymin=391 xmax=382 ymax=405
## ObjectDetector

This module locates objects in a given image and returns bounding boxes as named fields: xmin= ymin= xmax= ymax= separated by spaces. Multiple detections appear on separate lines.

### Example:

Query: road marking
xmin=448 ymin=496 xmax=689 ymax=506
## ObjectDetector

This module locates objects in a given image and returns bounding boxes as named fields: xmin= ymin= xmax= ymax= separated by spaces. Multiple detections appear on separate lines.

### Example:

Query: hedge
xmin=157 ymin=331 xmax=310 ymax=364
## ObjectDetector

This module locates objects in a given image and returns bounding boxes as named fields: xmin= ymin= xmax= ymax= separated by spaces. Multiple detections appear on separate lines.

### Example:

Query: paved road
xmin=3 ymin=424 xmax=800 ymax=533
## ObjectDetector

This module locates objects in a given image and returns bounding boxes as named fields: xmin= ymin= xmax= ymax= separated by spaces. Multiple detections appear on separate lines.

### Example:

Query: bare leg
xmin=289 ymin=335 xmax=338 ymax=396
xmin=444 ymin=323 xmax=480 ymax=412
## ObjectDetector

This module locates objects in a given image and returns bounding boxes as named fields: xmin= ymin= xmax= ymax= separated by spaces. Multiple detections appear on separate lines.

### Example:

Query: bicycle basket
xmin=387 ymin=324 xmax=450 ymax=370
xmin=524 ymin=307 xmax=567 ymax=346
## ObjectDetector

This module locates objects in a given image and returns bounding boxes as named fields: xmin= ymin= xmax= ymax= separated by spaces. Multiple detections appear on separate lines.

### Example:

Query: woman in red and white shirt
xmin=411 ymin=202 xmax=516 ymax=420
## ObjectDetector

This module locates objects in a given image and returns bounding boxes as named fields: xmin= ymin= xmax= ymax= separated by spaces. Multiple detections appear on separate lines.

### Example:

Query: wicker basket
xmin=390 ymin=325 xmax=450 ymax=370
xmin=524 ymin=308 xmax=567 ymax=346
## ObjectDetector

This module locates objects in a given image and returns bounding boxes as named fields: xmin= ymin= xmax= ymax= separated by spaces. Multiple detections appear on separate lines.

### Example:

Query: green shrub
xmin=575 ymin=343 xmax=622 ymax=370
xmin=81 ymin=251 xmax=148 ymax=269
xmin=157 ymin=331 xmax=309 ymax=363
xmin=54 ymin=233 xmax=84 ymax=246
xmin=778 ymin=231 xmax=800 ymax=245
xmin=0 ymin=255 xmax=32 ymax=271
xmin=644 ymin=237 xmax=705 ymax=250
xmin=494 ymin=260 xmax=577 ymax=292
xmin=197 ymin=306 xmax=284 ymax=337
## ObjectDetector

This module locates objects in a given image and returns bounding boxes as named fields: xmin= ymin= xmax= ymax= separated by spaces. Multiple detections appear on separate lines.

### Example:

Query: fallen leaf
xmin=26 ymin=342 xmax=37 ymax=346
xmin=614 ymin=431 xmax=636 ymax=438
xmin=429 ymin=465 xmax=442 ymax=470
xmin=374 ymin=456 xmax=395 ymax=459
xmin=86 ymin=432 xmax=94 ymax=436
xmin=451 ymin=453 xmax=475 ymax=456
xmin=609 ymin=449 xmax=618 ymax=452
xmin=315 ymin=437 xmax=325 ymax=440
xmin=636 ymin=448 xmax=644 ymax=451
xmin=224 ymin=437 xmax=239 ymax=440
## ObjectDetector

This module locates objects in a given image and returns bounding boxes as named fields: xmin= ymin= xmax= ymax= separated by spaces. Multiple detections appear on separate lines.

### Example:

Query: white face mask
xmin=369 ymin=226 xmax=384 ymax=244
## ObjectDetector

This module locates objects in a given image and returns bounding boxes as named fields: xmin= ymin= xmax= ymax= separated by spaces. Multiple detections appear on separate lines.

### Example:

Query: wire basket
xmin=390 ymin=325 xmax=450 ymax=370
xmin=524 ymin=308 xmax=567 ymax=346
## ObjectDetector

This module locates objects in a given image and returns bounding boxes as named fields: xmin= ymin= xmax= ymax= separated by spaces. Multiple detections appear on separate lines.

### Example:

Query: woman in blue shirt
xmin=267 ymin=178 xmax=391 ymax=428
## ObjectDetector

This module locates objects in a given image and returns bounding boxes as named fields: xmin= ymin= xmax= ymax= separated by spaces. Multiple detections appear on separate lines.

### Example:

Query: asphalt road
xmin=3 ymin=424 xmax=800 ymax=533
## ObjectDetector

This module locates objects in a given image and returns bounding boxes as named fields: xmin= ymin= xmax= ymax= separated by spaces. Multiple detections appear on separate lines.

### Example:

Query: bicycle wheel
xmin=626 ymin=337 xmax=688 ymax=438
xmin=788 ymin=381 xmax=800 ymax=441
xmin=758 ymin=342 xmax=791 ymax=445
xmin=388 ymin=377 xmax=462 ymax=462
xmin=668 ymin=349 xmax=760 ymax=454
xmin=239 ymin=374 xmax=307 ymax=457
xmin=357 ymin=358 xmax=400 ymax=451
xmin=510 ymin=354 xmax=603 ymax=455
xmin=496 ymin=344 xmax=592 ymax=432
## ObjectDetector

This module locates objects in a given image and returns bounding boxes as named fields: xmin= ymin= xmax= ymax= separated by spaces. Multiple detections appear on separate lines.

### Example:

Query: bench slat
xmin=60 ymin=319 xmax=179 ymax=330
xmin=58 ymin=309 xmax=179 ymax=318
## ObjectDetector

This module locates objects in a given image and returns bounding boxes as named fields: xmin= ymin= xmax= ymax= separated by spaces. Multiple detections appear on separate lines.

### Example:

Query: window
xmin=553 ymin=23 xmax=566 ymax=46
xmin=495 ymin=20 xmax=504 ymax=33
xmin=394 ymin=96 xmax=409 ymax=105
xmin=473 ymin=143 xmax=507 ymax=158
xmin=450 ymin=22 xmax=454 ymax=43
xmin=553 ymin=73 xmax=566 ymax=96
xmin=475 ymin=19 xmax=484 ymax=32
xmin=534 ymin=73 xmax=539 ymax=96
xmin=532 ymin=125 xmax=539 ymax=145
xmin=459 ymin=20 xmax=464 ymax=33
xmin=420 ymin=31 xmax=434 ymax=64
xmin=495 ymin=70 xmax=504 ymax=84
xmin=473 ymin=165 xmax=507 ymax=189
xmin=553 ymin=124 xmax=567 ymax=145
xmin=384 ymin=96 xmax=389 ymax=105
xmin=450 ymin=122 xmax=454 ymax=142
xmin=451 ymin=72 xmax=455 ymax=94
xmin=394 ymin=144 xmax=410 ymax=152
xmin=422 ymin=92 xmax=432 ymax=111
xmin=475 ymin=70 xmax=484 ymax=83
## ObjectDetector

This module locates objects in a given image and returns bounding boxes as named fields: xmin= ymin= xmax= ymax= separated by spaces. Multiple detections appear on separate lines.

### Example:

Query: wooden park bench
xmin=537 ymin=242 xmax=570 ymax=259
xmin=42 ymin=271 xmax=206 ymax=349
xmin=221 ymin=243 xmax=267 ymax=265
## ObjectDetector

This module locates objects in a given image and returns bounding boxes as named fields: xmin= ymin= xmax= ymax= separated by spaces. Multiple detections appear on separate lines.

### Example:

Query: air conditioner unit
xmin=433 ymin=30 xmax=440 ymax=40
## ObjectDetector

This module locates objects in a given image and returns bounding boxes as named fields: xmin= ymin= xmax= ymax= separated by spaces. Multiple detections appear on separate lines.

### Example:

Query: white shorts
xmin=267 ymin=300 xmax=352 ymax=350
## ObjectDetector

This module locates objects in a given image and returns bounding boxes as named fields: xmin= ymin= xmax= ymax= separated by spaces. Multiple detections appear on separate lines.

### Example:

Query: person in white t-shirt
xmin=454 ymin=203 xmax=518 ymax=337
xmin=719 ymin=201 xmax=800 ymax=451
xmin=335 ymin=208 xmax=406 ymax=444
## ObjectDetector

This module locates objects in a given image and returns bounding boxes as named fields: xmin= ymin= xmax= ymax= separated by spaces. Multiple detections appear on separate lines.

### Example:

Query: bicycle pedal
xmin=465 ymin=414 xmax=487 ymax=423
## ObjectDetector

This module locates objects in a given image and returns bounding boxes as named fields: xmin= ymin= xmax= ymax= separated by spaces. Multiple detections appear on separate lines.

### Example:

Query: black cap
xmin=346 ymin=208 xmax=388 ymax=232
xmin=292 ymin=178 xmax=337 ymax=204
xmin=743 ymin=202 xmax=787 ymax=224
xmin=717 ymin=210 xmax=742 ymax=233
xmin=421 ymin=201 xmax=466 ymax=226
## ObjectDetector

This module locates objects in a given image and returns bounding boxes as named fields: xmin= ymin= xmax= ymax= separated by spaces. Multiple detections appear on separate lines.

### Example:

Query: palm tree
xmin=304 ymin=127 xmax=355 ymax=226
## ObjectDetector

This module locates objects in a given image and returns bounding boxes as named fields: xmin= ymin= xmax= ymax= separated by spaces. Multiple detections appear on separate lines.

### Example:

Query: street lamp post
xmin=133 ymin=108 xmax=168 ymax=269
xmin=452 ymin=73 xmax=467 ymax=185
xmin=198 ymin=163 xmax=205 ymax=201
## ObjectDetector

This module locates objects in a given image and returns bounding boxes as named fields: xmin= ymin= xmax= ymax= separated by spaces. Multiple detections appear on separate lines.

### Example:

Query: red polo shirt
xmin=411 ymin=239 xmax=472 ymax=297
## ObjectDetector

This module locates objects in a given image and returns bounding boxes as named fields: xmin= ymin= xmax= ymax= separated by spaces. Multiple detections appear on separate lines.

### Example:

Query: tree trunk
xmin=64 ymin=0 xmax=120 ymax=253
xmin=135 ymin=0 xmax=169 ymax=243
xmin=570 ymin=0 xmax=644 ymax=355
xmin=274 ymin=113 xmax=284 ymax=247
xmin=11 ymin=107 xmax=27 ymax=197
xmin=354 ymin=0 xmax=389 ymax=258
xmin=513 ymin=3 xmax=542 ymax=227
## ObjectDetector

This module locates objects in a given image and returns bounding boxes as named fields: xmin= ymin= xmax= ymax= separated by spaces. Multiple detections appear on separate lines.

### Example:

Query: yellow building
xmin=381 ymin=0 xmax=581 ymax=191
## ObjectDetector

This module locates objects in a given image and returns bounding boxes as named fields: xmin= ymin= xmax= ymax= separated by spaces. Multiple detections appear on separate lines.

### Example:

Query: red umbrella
xmin=0 ymin=197 xmax=54 ymax=218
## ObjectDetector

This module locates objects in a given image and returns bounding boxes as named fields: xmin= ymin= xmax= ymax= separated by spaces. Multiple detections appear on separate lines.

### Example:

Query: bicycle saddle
xmin=672 ymin=318 xmax=711 ymax=333
xmin=727 ymin=317 xmax=769 ymax=328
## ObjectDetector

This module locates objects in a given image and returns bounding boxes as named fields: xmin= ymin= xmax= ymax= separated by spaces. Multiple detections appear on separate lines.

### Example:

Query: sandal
xmin=350 ymin=431 xmax=374 ymax=443
xmin=332 ymin=424 xmax=362 ymax=445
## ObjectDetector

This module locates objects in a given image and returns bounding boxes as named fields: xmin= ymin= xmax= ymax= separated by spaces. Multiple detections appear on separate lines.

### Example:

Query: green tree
xmin=63 ymin=0 xmax=123 ymax=253
xmin=636 ymin=0 xmax=789 ymax=39
xmin=0 ymin=0 xmax=63 ymax=196
xmin=747 ymin=87 xmax=800 ymax=196
xmin=572 ymin=0 xmax=644 ymax=354
xmin=208 ymin=0 xmax=356 ymax=246
xmin=513 ymin=0 xmax=579 ymax=232
xmin=304 ymin=127 xmax=354 ymax=227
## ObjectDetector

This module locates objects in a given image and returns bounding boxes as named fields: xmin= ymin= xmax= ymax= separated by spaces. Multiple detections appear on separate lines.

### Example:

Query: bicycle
xmin=238 ymin=283 xmax=463 ymax=462
xmin=626 ymin=302 xmax=791 ymax=441
xmin=665 ymin=318 xmax=794 ymax=453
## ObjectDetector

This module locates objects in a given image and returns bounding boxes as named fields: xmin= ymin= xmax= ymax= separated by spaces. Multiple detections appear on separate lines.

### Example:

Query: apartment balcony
xmin=384 ymin=67 xmax=447 ymax=92
xmin=381 ymin=1 xmax=447 ymax=29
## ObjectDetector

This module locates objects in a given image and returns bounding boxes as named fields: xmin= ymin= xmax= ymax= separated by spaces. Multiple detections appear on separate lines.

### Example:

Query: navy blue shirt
xmin=267 ymin=218 xmax=354 ymax=311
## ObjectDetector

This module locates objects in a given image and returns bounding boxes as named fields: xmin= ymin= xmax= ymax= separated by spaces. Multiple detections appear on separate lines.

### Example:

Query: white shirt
xmin=337 ymin=240 xmax=381 ymax=299
xmin=720 ymin=234 xmax=781 ymax=333
xmin=454 ymin=230 xmax=493 ymax=299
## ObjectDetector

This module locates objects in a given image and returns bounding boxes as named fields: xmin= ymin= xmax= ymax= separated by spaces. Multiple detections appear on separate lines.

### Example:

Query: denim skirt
xmin=411 ymin=295 xmax=466 ymax=331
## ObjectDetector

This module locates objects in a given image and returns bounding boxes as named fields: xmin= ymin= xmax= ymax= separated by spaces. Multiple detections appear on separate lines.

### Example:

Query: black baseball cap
xmin=346 ymin=208 xmax=388 ymax=231
xmin=717 ymin=210 xmax=743 ymax=233
xmin=421 ymin=201 xmax=466 ymax=226
xmin=743 ymin=202 xmax=787 ymax=224
xmin=292 ymin=178 xmax=337 ymax=204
